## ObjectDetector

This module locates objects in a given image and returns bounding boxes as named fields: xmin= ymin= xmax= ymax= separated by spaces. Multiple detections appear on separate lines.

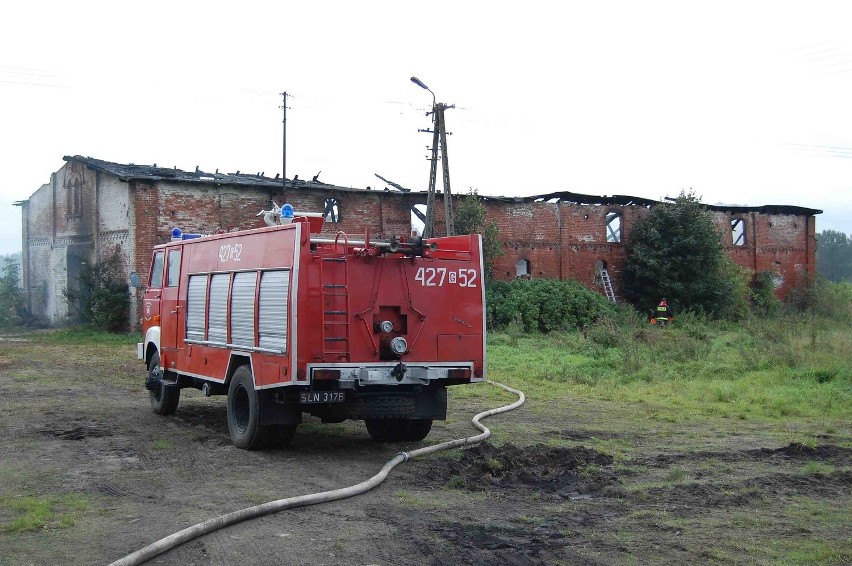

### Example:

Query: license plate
xmin=299 ymin=391 xmax=346 ymax=404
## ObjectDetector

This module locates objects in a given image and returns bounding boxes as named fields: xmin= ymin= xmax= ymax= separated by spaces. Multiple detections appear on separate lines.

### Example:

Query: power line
xmin=0 ymin=79 xmax=69 ymax=89
xmin=784 ymin=143 xmax=852 ymax=159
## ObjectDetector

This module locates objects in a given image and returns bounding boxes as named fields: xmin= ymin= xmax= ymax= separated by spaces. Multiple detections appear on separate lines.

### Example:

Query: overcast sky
xmin=1 ymin=1 xmax=850 ymax=255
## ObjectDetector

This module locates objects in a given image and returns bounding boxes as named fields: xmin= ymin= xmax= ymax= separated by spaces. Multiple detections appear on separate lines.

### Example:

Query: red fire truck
xmin=135 ymin=212 xmax=485 ymax=449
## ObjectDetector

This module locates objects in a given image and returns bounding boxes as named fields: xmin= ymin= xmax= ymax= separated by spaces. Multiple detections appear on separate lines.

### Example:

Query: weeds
xmin=34 ymin=327 xmax=140 ymax=346
xmin=800 ymin=462 xmax=835 ymax=475
xmin=152 ymin=439 xmax=173 ymax=450
xmin=487 ymin=313 xmax=851 ymax=422
xmin=664 ymin=468 xmax=689 ymax=483
xmin=0 ymin=493 xmax=89 ymax=532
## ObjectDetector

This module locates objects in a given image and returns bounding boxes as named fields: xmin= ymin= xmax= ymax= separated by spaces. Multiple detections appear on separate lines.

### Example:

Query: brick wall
xmin=132 ymin=185 xmax=819 ymax=303
xmin=711 ymin=210 xmax=814 ymax=296
xmin=23 ymin=161 xmax=819 ymax=325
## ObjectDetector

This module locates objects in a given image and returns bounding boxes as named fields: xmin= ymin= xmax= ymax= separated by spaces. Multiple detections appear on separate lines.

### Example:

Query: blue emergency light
xmin=171 ymin=227 xmax=202 ymax=241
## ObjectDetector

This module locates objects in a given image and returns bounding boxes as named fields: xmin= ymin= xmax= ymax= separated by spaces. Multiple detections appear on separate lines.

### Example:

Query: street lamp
xmin=410 ymin=76 xmax=435 ymax=107
xmin=411 ymin=76 xmax=443 ymax=237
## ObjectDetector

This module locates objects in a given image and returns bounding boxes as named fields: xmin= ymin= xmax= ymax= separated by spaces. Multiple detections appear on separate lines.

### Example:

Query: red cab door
xmin=160 ymin=246 xmax=183 ymax=352
xmin=143 ymin=250 xmax=165 ymax=338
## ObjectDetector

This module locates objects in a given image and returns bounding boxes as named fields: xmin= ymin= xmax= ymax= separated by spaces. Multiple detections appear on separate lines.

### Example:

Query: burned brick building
xmin=483 ymin=191 xmax=820 ymax=298
xmin=18 ymin=156 xmax=820 ymax=325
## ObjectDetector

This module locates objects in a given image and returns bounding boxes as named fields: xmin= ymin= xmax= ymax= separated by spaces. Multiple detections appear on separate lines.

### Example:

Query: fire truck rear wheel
xmin=266 ymin=424 xmax=297 ymax=449
xmin=227 ymin=366 xmax=267 ymax=450
xmin=406 ymin=418 xmax=433 ymax=441
xmin=365 ymin=418 xmax=432 ymax=442
xmin=148 ymin=352 xmax=180 ymax=415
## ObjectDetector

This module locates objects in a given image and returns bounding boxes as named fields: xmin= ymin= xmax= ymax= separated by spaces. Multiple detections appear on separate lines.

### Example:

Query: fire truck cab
xmin=137 ymin=213 xmax=485 ymax=449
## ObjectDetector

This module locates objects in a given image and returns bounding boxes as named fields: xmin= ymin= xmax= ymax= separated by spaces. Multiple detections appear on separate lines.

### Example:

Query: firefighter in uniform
xmin=651 ymin=298 xmax=673 ymax=326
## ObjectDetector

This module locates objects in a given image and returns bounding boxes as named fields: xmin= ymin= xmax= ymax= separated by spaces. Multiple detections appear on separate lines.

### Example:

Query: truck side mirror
xmin=129 ymin=272 xmax=141 ymax=289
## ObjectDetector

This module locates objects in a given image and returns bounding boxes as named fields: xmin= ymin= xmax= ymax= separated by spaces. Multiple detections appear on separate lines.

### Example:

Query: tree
xmin=621 ymin=190 xmax=742 ymax=318
xmin=0 ymin=257 xmax=25 ymax=327
xmin=454 ymin=189 xmax=503 ymax=282
xmin=64 ymin=247 xmax=130 ymax=331
xmin=817 ymin=229 xmax=852 ymax=283
xmin=0 ymin=253 xmax=22 ymax=285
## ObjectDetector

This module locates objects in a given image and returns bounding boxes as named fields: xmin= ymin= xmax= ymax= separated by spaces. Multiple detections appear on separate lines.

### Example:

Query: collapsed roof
xmin=63 ymin=156 xmax=823 ymax=216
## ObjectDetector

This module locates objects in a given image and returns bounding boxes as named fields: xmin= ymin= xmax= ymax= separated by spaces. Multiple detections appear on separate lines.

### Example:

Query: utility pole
xmin=424 ymin=108 xmax=440 ymax=238
xmin=280 ymin=92 xmax=289 ymax=202
xmin=437 ymin=103 xmax=454 ymax=236
xmin=411 ymin=77 xmax=455 ymax=238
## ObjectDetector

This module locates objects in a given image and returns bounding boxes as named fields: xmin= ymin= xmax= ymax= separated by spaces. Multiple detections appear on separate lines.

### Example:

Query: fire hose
xmin=108 ymin=380 xmax=525 ymax=566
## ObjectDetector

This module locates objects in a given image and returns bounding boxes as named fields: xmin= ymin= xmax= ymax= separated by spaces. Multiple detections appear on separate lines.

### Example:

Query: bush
xmin=486 ymin=278 xmax=616 ymax=332
xmin=751 ymin=271 xmax=782 ymax=316
xmin=0 ymin=258 xmax=26 ymax=328
xmin=816 ymin=229 xmax=852 ymax=282
xmin=587 ymin=316 xmax=625 ymax=349
xmin=621 ymin=190 xmax=745 ymax=319
xmin=785 ymin=276 xmax=852 ymax=323
xmin=673 ymin=310 xmax=711 ymax=340
xmin=63 ymin=248 xmax=130 ymax=331
xmin=454 ymin=189 xmax=503 ymax=282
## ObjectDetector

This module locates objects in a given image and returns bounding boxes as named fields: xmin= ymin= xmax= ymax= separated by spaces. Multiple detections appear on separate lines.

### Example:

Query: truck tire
xmin=406 ymin=419 xmax=433 ymax=441
xmin=149 ymin=352 xmax=180 ymax=415
xmin=348 ymin=396 xmax=415 ymax=420
xmin=365 ymin=418 xmax=390 ymax=441
xmin=266 ymin=424 xmax=297 ymax=449
xmin=365 ymin=418 xmax=433 ymax=442
xmin=227 ymin=366 xmax=267 ymax=450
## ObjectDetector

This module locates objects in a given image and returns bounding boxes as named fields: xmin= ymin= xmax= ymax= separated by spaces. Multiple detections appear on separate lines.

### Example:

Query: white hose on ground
xmin=108 ymin=380 xmax=525 ymax=566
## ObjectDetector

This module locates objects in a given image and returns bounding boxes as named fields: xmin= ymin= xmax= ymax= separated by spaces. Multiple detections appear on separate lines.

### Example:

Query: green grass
xmin=485 ymin=314 xmax=851 ymax=424
xmin=34 ymin=327 xmax=141 ymax=346
xmin=614 ymin=501 xmax=851 ymax=565
xmin=0 ymin=494 xmax=90 ymax=532
xmin=485 ymin=457 xmax=502 ymax=473
xmin=800 ymin=461 xmax=836 ymax=475
xmin=699 ymin=503 xmax=852 ymax=565
xmin=152 ymin=438 xmax=174 ymax=450
xmin=663 ymin=467 xmax=689 ymax=483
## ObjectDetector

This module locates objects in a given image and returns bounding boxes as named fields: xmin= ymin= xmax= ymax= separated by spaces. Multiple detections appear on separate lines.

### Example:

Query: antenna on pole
xmin=280 ymin=92 xmax=289 ymax=202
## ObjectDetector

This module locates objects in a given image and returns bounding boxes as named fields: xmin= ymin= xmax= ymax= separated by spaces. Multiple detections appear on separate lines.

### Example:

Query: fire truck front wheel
xmin=148 ymin=352 xmax=180 ymax=415
xmin=227 ymin=366 xmax=268 ymax=450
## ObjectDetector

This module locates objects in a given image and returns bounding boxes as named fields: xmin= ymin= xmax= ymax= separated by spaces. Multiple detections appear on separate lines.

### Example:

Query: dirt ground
xmin=0 ymin=335 xmax=850 ymax=565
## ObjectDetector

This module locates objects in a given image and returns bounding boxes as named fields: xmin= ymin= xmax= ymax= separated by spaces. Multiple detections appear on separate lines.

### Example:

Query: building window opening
xmin=515 ymin=259 xmax=531 ymax=278
xmin=66 ymin=171 xmax=83 ymax=218
xmin=594 ymin=259 xmax=607 ymax=282
xmin=323 ymin=198 xmax=340 ymax=223
xmin=772 ymin=261 xmax=783 ymax=289
xmin=411 ymin=204 xmax=427 ymax=237
xmin=606 ymin=212 xmax=622 ymax=243
xmin=731 ymin=218 xmax=746 ymax=246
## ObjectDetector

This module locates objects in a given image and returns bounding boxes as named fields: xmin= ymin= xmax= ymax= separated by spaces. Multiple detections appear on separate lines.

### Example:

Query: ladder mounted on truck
xmin=319 ymin=232 xmax=351 ymax=361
